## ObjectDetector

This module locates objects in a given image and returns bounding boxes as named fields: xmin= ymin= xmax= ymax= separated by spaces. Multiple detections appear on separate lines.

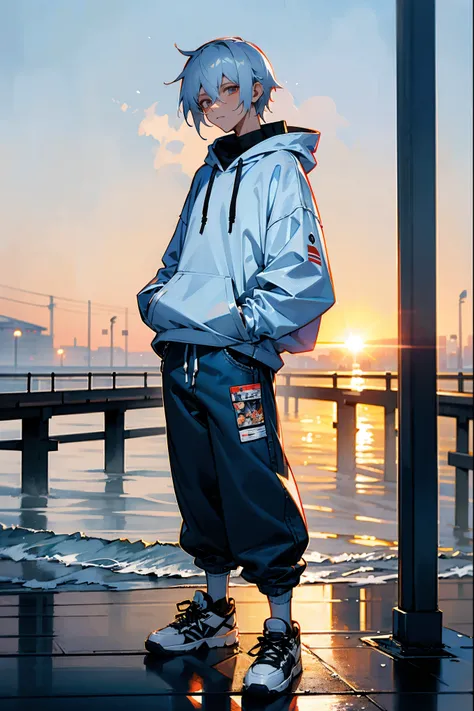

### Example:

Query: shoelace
xmin=247 ymin=631 xmax=294 ymax=668
xmin=170 ymin=599 xmax=206 ymax=631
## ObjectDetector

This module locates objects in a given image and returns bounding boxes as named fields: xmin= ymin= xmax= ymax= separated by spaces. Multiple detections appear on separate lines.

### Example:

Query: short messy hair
xmin=165 ymin=37 xmax=283 ymax=139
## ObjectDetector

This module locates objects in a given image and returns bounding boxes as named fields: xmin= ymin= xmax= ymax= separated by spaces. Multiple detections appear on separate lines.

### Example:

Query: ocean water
xmin=0 ymin=372 xmax=472 ymax=590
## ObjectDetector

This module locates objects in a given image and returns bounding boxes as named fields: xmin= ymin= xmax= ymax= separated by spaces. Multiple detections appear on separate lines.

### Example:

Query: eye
xmin=199 ymin=98 xmax=211 ymax=110
xmin=225 ymin=86 xmax=238 ymax=94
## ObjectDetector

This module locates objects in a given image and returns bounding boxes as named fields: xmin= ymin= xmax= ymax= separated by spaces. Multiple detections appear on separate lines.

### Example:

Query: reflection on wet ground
xmin=0 ymin=581 xmax=472 ymax=709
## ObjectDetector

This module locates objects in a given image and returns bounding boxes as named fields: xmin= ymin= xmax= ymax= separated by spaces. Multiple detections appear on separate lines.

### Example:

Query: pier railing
xmin=0 ymin=370 xmax=472 ymax=528
xmin=0 ymin=369 xmax=471 ymax=393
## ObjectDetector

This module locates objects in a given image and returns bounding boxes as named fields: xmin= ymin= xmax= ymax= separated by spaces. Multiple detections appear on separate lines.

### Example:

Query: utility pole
xmin=458 ymin=290 xmax=467 ymax=372
xmin=110 ymin=316 xmax=117 ymax=368
xmin=125 ymin=308 xmax=129 ymax=367
xmin=48 ymin=296 xmax=55 ymax=352
xmin=88 ymin=300 xmax=92 ymax=367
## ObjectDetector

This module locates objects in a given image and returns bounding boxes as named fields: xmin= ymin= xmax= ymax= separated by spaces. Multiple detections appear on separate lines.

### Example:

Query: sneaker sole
xmin=243 ymin=656 xmax=303 ymax=696
xmin=145 ymin=626 xmax=239 ymax=656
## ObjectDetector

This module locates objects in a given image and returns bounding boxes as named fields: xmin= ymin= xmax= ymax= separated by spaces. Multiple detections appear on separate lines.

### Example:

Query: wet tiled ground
xmin=0 ymin=580 xmax=472 ymax=710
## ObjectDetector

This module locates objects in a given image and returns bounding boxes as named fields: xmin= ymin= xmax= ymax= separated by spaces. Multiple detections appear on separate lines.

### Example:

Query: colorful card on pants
xmin=230 ymin=383 xmax=267 ymax=443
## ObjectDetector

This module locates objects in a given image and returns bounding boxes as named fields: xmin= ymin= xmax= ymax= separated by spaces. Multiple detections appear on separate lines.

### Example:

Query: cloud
xmin=138 ymin=103 xmax=220 ymax=176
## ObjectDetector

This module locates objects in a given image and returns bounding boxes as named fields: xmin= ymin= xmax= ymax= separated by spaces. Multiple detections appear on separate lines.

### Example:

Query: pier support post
xmin=392 ymin=0 xmax=442 ymax=650
xmin=104 ymin=409 xmax=125 ymax=473
xmin=454 ymin=416 xmax=469 ymax=530
xmin=336 ymin=402 xmax=357 ymax=477
xmin=384 ymin=407 xmax=397 ymax=482
xmin=22 ymin=416 xmax=50 ymax=496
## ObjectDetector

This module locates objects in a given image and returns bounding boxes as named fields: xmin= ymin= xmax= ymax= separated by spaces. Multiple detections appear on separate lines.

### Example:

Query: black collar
xmin=212 ymin=120 xmax=289 ymax=170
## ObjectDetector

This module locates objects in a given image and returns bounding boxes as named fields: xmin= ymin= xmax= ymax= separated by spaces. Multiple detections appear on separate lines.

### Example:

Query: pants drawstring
xmin=183 ymin=344 xmax=199 ymax=392
xmin=183 ymin=344 xmax=189 ymax=383
xmin=191 ymin=344 xmax=199 ymax=391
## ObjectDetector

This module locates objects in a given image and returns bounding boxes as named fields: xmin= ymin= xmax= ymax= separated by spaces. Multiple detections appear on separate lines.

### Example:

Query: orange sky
xmin=2 ymin=87 xmax=471 ymax=354
xmin=0 ymin=36 xmax=471 ymax=355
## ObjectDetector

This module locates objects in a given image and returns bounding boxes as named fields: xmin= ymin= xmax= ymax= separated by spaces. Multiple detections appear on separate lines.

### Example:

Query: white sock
xmin=206 ymin=572 xmax=230 ymax=603
xmin=268 ymin=589 xmax=293 ymax=625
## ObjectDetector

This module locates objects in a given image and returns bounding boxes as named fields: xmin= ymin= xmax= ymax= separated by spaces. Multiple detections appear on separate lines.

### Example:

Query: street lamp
xmin=458 ymin=289 xmax=467 ymax=372
xmin=57 ymin=348 xmax=65 ymax=367
xmin=13 ymin=329 xmax=22 ymax=369
xmin=110 ymin=316 xmax=117 ymax=368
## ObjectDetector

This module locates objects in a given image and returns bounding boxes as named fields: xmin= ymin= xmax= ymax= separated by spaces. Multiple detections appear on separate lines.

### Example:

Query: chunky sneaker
xmin=145 ymin=590 xmax=239 ymax=655
xmin=243 ymin=617 xmax=302 ymax=696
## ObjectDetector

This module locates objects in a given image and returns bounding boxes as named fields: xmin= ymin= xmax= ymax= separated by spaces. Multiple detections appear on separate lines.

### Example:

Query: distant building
xmin=94 ymin=346 xmax=126 ymax=367
xmin=365 ymin=339 xmax=398 ymax=371
xmin=447 ymin=334 xmax=458 ymax=371
xmin=281 ymin=353 xmax=318 ymax=370
xmin=463 ymin=334 xmax=473 ymax=370
xmin=57 ymin=341 xmax=90 ymax=367
xmin=438 ymin=335 xmax=447 ymax=371
xmin=127 ymin=351 xmax=163 ymax=367
xmin=0 ymin=315 xmax=52 ymax=366
xmin=316 ymin=354 xmax=337 ymax=370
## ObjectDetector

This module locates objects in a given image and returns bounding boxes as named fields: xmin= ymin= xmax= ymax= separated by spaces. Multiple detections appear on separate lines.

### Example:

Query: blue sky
xmin=0 ymin=0 xmax=471 ymax=350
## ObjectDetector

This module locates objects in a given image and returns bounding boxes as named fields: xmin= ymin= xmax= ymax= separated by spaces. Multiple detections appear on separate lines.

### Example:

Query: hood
xmin=199 ymin=120 xmax=320 ymax=236
xmin=204 ymin=120 xmax=320 ymax=174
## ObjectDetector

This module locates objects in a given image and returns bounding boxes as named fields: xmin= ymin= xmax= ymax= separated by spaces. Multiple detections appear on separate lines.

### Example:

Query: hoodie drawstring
xmin=183 ymin=344 xmax=199 ymax=392
xmin=193 ymin=159 xmax=244 ymax=389
xmin=199 ymin=164 xmax=219 ymax=235
xmin=200 ymin=159 xmax=244 ymax=235
xmin=228 ymin=158 xmax=243 ymax=234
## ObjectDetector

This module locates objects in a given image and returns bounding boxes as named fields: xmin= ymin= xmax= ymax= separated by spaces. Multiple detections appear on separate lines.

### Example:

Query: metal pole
xmin=14 ymin=337 xmax=18 ymax=369
xmin=88 ymin=300 xmax=92 ymax=368
xmin=458 ymin=298 xmax=462 ymax=372
xmin=393 ymin=0 xmax=442 ymax=649
xmin=458 ymin=290 xmax=467 ymax=372
xmin=125 ymin=308 xmax=129 ymax=368
xmin=48 ymin=296 xmax=55 ymax=352
xmin=110 ymin=316 xmax=117 ymax=369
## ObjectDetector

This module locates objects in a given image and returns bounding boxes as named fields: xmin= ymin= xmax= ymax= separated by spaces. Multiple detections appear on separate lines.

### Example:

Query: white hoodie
xmin=137 ymin=120 xmax=335 ymax=373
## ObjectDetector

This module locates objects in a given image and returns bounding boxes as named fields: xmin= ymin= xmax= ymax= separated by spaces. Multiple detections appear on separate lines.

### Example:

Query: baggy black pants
xmin=161 ymin=341 xmax=309 ymax=597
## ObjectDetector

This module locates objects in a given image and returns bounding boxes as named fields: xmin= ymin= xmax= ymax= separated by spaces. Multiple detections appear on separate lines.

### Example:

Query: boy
xmin=137 ymin=36 xmax=335 ymax=695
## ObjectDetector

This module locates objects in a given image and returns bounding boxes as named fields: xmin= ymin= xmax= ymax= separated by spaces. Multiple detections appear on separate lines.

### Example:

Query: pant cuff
xmin=268 ymin=589 xmax=293 ymax=603
xmin=257 ymin=584 xmax=298 ymax=597
xmin=196 ymin=561 xmax=237 ymax=575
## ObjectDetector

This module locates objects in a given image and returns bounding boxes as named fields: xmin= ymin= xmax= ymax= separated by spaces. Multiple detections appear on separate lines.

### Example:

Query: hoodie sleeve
xmin=239 ymin=154 xmax=335 ymax=343
xmin=137 ymin=169 xmax=202 ymax=330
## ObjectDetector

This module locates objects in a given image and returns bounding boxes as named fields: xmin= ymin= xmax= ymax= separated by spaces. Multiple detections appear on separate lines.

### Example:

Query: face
xmin=197 ymin=75 xmax=263 ymax=133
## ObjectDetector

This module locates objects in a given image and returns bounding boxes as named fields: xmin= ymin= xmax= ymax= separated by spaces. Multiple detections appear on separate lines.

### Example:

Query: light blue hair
xmin=165 ymin=37 xmax=283 ymax=139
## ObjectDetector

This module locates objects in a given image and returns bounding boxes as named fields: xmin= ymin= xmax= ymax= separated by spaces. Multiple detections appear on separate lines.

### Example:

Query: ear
xmin=252 ymin=81 xmax=264 ymax=104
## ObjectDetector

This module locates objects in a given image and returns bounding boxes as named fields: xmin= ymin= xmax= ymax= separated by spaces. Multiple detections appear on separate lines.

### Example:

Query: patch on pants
xmin=230 ymin=383 xmax=267 ymax=443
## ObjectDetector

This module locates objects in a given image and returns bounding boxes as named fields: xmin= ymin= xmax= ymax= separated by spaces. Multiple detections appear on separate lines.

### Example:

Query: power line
xmin=55 ymin=306 xmax=90 ymax=315
xmin=91 ymin=303 xmax=127 ymax=312
xmin=0 ymin=283 xmax=126 ymax=312
xmin=0 ymin=295 xmax=120 ymax=318
xmin=0 ymin=295 xmax=48 ymax=308
xmin=0 ymin=284 xmax=50 ymax=299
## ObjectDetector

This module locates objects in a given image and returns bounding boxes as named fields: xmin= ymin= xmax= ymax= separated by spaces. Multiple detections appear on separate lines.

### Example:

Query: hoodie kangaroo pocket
xmin=148 ymin=270 xmax=250 ymax=341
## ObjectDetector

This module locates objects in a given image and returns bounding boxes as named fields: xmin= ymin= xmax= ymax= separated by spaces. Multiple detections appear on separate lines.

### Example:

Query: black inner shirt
xmin=212 ymin=120 xmax=289 ymax=171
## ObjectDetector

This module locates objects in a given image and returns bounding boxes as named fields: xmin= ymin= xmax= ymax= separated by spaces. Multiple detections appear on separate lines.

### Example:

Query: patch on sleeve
xmin=307 ymin=236 xmax=322 ymax=265
xmin=230 ymin=383 xmax=267 ymax=443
